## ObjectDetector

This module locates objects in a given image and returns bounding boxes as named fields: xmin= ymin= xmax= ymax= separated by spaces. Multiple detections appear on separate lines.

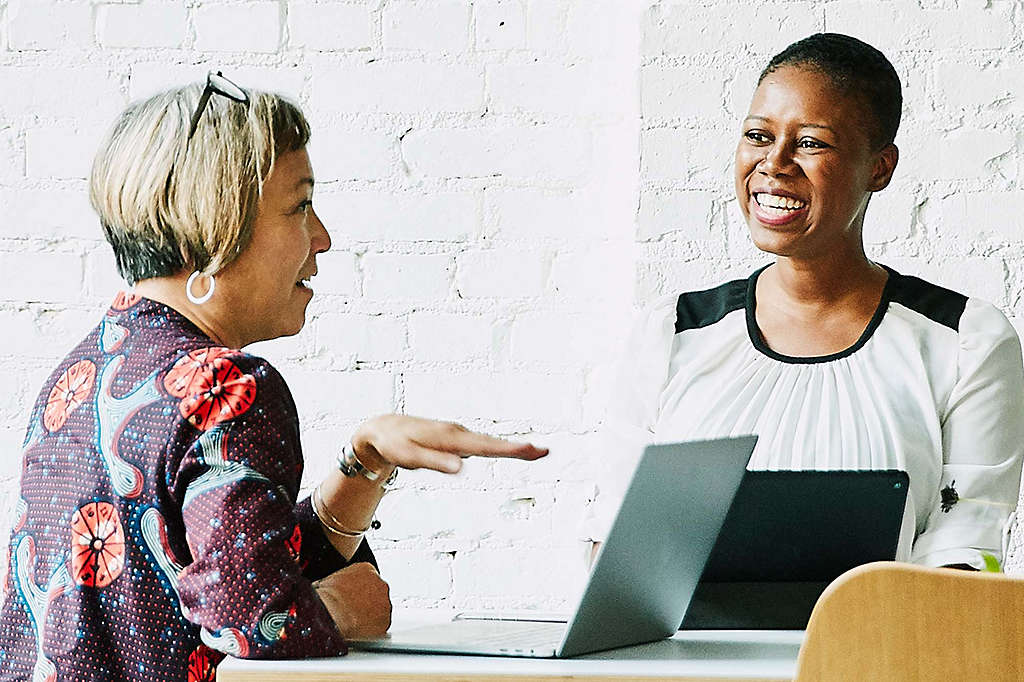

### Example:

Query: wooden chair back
xmin=795 ymin=561 xmax=1024 ymax=681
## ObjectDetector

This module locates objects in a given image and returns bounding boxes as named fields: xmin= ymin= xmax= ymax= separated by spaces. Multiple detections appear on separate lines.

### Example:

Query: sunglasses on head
xmin=187 ymin=71 xmax=250 ymax=142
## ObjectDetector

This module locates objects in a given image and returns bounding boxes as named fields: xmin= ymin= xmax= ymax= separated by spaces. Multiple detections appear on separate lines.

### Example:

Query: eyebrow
xmin=743 ymin=116 xmax=839 ymax=134
xmin=294 ymin=177 xmax=315 ymax=190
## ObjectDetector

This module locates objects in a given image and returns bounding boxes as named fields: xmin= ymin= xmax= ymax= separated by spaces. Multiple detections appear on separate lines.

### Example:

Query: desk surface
xmin=217 ymin=628 xmax=803 ymax=682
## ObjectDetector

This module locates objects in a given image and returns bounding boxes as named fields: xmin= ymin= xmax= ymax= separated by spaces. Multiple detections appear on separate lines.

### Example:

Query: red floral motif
xmin=186 ymin=645 xmax=221 ymax=682
xmin=286 ymin=524 xmax=302 ymax=564
xmin=70 ymin=501 xmax=125 ymax=588
xmin=44 ymin=360 xmax=97 ymax=432
xmin=163 ymin=347 xmax=235 ymax=398
xmin=178 ymin=357 xmax=257 ymax=431
xmin=110 ymin=291 xmax=141 ymax=311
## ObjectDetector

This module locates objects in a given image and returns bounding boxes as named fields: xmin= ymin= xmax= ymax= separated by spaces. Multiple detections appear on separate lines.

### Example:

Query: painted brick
xmin=641 ymin=127 xmax=734 ymax=184
xmin=383 ymin=2 xmax=471 ymax=52
xmin=98 ymin=3 xmax=189 ymax=49
xmin=314 ymin=313 xmax=406 ymax=364
xmin=525 ymin=0 xmax=568 ymax=51
xmin=825 ymin=2 xmax=1012 ymax=54
xmin=455 ymin=250 xmax=548 ymax=298
xmin=550 ymin=245 xmax=632 ymax=301
xmin=936 ymin=128 xmax=1015 ymax=182
xmin=488 ymin=63 xmax=601 ymax=115
xmin=315 ymin=192 xmax=477 ymax=242
xmin=403 ymin=371 xmax=580 ymax=424
xmin=484 ymin=189 xmax=589 ymax=240
xmin=510 ymin=312 xmax=618 ymax=366
xmin=642 ymin=67 xmax=726 ymax=121
xmin=309 ymin=129 xmax=396 ymax=182
xmin=644 ymin=2 xmax=820 ymax=57
xmin=289 ymin=2 xmax=373 ymax=51
xmin=638 ymin=191 xmax=714 ymax=241
xmin=312 ymin=62 xmax=484 ymax=114
xmin=453 ymin=547 xmax=585 ymax=606
xmin=403 ymin=127 xmax=591 ymax=180
xmin=362 ymin=253 xmax=452 ymax=301
xmin=935 ymin=62 xmax=1024 ymax=114
xmin=285 ymin=368 xmax=394 ymax=423
xmin=0 ymin=67 xmax=125 ymax=122
xmin=0 ymin=187 xmax=96 ymax=240
xmin=0 ymin=127 xmax=22 ymax=182
xmin=475 ymin=0 xmax=527 ymax=51
xmin=863 ymin=191 xmax=916 ymax=245
xmin=0 ymin=252 xmax=83 ymax=303
xmin=84 ymin=247 xmax=128 ymax=300
xmin=129 ymin=63 xmax=306 ymax=102
xmin=8 ymin=0 xmax=92 ymax=50
xmin=194 ymin=2 xmax=281 ymax=53
xmin=25 ymin=126 xmax=98 ymax=180
xmin=408 ymin=313 xmax=494 ymax=362
xmin=312 ymin=251 xmax=359 ymax=296
xmin=931 ymin=193 xmax=1024 ymax=243
xmin=373 ymin=548 xmax=453 ymax=602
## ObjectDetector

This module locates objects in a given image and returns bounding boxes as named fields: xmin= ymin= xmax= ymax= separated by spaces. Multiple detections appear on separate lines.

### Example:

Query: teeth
xmin=755 ymin=193 xmax=806 ymax=210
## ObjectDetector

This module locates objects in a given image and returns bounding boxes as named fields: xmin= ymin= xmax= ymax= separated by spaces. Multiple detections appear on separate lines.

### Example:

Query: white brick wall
xmin=3 ymin=0 xmax=1024 ymax=611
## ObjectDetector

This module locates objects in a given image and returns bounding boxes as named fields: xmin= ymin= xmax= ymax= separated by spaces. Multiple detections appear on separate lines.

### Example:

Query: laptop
xmin=680 ymin=469 xmax=909 ymax=630
xmin=350 ymin=436 xmax=758 ymax=658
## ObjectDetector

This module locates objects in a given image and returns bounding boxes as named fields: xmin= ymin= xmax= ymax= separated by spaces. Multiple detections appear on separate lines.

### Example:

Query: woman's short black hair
xmin=759 ymin=33 xmax=902 ymax=149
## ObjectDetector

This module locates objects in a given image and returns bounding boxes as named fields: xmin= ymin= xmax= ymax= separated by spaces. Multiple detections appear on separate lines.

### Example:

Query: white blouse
xmin=585 ymin=265 xmax=1024 ymax=569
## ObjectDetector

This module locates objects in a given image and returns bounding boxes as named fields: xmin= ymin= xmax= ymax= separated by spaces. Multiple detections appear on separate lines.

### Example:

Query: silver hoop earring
xmin=186 ymin=271 xmax=215 ymax=305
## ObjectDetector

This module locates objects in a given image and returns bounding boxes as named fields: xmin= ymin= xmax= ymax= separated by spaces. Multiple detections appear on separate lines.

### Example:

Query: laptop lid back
xmin=558 ymin=436 xmax=757 ymax=656
xmin=680 ymin=469 xmax=909 ymax=629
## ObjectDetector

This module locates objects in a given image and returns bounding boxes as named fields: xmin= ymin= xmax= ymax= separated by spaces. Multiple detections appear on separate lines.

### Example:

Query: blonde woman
xmin=0 ymin=73 xmax=546 ymax=682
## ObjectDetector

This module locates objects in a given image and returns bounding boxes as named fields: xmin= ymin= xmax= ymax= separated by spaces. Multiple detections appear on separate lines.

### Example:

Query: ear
xmin=868 ymin=143 xmax=899 ymax=192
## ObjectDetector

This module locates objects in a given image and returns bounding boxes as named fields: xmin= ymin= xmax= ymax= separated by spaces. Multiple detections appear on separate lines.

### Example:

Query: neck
xmin=770 ymin=250 xmax=883 ymax=307
xmin=133 ymin=275 xmax=247 ymax=349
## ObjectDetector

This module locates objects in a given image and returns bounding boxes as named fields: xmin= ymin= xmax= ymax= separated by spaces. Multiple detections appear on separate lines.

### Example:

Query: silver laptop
xmin=350 ymin=436 xmax=757 ymax=658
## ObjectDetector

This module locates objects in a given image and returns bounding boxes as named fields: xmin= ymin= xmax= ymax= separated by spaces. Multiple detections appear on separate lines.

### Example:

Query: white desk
xmin=217 ymin=629 xmax=803 ymax=681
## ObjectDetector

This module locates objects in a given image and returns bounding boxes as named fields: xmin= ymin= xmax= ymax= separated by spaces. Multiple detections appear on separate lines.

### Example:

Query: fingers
xmin=398 ymin=440 xmax=464 ymax=474
xmin=423 ymin=422 xmax=549 ymax=461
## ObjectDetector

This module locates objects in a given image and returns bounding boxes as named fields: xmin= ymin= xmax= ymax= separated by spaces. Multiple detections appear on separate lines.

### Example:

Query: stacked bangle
xmin=311 ymin=483 xmax=370 ymax=538
xmin=337 ymin=441 xmax=398 ymax=490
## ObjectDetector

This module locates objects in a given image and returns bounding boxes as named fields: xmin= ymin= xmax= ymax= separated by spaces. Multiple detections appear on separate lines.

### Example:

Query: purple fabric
xmin=0 ymin=295 xmax=370 ymax=681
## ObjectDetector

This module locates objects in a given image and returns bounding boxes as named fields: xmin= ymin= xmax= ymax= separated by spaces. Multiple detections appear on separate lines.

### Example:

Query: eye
xmin=744 ymin=130 xmax=771 ymax=144
xmin=797 ymin=137 xmax=829 ymax=149
xmin=295 ymin=199 xmax=313 ymax=214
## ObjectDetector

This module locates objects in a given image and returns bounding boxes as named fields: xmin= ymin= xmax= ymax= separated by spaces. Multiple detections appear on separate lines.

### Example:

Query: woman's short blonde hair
xmin=89 ymin=80 xmax=310 ymax=285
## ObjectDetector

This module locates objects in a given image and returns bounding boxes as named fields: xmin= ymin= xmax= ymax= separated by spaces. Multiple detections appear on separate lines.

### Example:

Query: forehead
xmin=265 ymin=147 xmax=313 ymax=194
xmin=747 ymin=65 xmax=870 ymax=132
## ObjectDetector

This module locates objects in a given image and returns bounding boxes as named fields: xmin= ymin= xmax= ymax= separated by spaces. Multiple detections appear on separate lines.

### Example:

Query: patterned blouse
xmin=0 ymin=294 xmax=372 ymax=681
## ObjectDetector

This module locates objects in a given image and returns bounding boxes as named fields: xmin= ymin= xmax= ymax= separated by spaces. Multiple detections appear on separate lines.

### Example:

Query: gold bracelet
xmin=311 ymin=483 xmax=369 ymax=538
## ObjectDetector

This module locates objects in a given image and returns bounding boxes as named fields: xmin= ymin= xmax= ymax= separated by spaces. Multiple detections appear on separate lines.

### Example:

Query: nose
xmin=310 ymin=207 xmax=331 ymax=254
xmin=758 ymin=139 xmax=796 ymax=177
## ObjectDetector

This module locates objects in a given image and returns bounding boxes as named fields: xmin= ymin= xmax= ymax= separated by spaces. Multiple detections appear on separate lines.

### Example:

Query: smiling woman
xmin=587 ymin=34 xmax=1024 ymax=574
xmin=0 ymin=74 xmax=547 ymax=682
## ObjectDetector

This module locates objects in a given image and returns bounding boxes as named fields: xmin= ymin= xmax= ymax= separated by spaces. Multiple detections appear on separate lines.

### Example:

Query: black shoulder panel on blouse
xmin=886 ymin=270 xmax=968 ymax=332
xmin=675 ymin=279 xmax=747 ymax=333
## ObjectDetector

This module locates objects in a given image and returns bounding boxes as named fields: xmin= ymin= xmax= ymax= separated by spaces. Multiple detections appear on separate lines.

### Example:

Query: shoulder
xmin=885 ymin=268 xmax=969 ymax=332
xmin=161 ymin=347 xmax=296 ymax=433
xmin=673 ymin=276 xmax=749 ymax=333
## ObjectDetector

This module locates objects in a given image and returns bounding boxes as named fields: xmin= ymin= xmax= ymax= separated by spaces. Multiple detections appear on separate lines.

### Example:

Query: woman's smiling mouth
xmin=751 ymin=191 xmax=809 ymax=226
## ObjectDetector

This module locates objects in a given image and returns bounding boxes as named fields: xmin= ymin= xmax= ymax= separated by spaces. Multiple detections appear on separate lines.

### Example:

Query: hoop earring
xmin=186 ymin=271 xmax=215 ymax=305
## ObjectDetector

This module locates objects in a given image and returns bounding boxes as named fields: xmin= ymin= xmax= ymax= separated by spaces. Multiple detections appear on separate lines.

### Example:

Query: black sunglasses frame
xmin=187 ymin=71 xmax=250 ymax=142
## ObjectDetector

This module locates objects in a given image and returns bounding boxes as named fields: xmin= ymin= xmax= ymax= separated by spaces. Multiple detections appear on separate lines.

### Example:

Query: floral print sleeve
xmin=165 ymin=352 xmax=348 ymax=659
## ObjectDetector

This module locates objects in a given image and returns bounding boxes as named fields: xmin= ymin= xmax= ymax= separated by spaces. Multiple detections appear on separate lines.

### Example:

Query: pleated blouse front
xmin=587 ymin=265 xmax=1024 ymax=569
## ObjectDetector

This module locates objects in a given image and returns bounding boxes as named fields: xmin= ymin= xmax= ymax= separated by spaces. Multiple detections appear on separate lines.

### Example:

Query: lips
xmin=295 ymin=270 xmax=317 ymax=291
xmin=749 ymin=191 xmax=809 ymax=226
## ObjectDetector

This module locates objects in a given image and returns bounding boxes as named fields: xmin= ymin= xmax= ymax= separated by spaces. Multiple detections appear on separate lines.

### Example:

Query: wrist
xmin=351 ymin=420 xmax=395 ymax=475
